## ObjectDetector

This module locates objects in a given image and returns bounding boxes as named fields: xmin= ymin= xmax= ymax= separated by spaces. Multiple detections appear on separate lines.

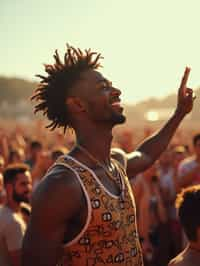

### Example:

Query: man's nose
xmin=111 ymin=86 xmax=121 ymax=96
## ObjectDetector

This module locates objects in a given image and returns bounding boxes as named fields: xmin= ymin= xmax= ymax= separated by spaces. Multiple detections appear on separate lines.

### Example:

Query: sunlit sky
xmin=1 ymin=0 xmax=200 ymax=104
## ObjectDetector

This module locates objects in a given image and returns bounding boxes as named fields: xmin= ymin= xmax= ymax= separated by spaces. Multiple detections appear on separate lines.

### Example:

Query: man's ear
xmin=66 ymin=97 xmax=86 ymax=113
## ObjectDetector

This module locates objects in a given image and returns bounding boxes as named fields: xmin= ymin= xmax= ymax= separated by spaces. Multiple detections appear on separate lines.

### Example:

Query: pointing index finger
xmin=179 ymin=67 xmax=191 ymax=96
xmin=181 ymin=67 xmax=191 ymax=88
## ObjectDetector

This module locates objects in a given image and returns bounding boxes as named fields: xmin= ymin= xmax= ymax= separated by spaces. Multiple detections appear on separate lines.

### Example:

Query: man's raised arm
xmin=126 ymin=67 xmax=195 ymax=178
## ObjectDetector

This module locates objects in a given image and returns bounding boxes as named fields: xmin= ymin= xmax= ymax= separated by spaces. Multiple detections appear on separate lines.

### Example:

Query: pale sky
xmin=1 ymin=0 xmax=200 ymax=104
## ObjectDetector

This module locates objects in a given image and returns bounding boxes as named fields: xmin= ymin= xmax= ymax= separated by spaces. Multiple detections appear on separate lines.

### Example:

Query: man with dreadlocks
xmin=22 ymin=44 xmax=195 ymax=266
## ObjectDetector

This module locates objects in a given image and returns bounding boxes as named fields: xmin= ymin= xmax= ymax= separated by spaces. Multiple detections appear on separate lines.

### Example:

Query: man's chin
xmin=113 ymin=114 xmax=126 ymax=125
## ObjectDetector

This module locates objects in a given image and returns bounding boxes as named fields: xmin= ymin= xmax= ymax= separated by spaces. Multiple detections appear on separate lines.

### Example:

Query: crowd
xmin=0 ymin=120 xmax=200 ymax=266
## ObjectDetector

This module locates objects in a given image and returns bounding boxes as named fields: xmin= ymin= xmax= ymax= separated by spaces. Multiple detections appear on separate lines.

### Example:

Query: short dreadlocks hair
xmin=31 ymin=44 xmax=103 ymax=132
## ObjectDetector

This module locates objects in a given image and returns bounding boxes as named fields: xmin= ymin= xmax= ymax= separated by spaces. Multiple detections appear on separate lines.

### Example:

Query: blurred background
xmin=1 ymin=0 xmax=200 ymax=118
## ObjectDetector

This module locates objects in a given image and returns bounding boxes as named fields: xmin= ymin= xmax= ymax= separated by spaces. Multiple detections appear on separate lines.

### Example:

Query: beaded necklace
xmin=77 ymin=144 xmax=125 ymax=201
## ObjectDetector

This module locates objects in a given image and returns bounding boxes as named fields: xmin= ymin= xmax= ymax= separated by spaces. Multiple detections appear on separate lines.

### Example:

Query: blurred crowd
xmin=0 ymin=119 xmax=200 ymax=266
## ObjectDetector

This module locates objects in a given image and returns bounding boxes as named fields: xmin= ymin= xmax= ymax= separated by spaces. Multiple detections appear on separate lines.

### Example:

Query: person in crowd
xmin=22 ymin=45 xmax=194 ymax=266
xmin=132 ymin=164 xmax=169 ymax=266
xmin=0 ymin=130 xmax=9 ymax=164
xmin=25 ymin=140 xmax=51 ymax=189
xmin=158 ymin=146 xmax=188 ymax=258
xmin=170 ymin=145 xmax=188 ymax=194
xmin=0 ymin=163 xmax=32 ymax=266
xmin=168 ymin=185 xmax=200 ymax=266
xmin=25 ymin=140 xmax=43 ymax=169
xmin=8 ymin=148 xmax=25 ymax=164
xmin=178 ymin=133 xmax=200 ymax=189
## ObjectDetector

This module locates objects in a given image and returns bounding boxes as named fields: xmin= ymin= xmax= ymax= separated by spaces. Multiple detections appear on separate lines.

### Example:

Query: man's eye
xmin=102 ymin=83 xmax=111 ymax=90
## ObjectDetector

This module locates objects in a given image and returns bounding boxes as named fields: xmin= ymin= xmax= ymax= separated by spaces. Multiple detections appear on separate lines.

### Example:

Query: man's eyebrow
xmin=97 ymin=79 xmax=112 ymax=86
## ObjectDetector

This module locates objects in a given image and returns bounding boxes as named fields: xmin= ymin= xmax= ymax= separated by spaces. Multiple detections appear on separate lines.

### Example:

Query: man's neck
xmin=6 ymin=200 xmax=21 ymax=213
xmin=76 ymin=128 xmax=113 ymax=163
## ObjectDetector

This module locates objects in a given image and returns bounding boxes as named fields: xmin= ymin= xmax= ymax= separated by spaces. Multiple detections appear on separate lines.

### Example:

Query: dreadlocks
xmin=31 ymin=44 xmax=103 ymax=132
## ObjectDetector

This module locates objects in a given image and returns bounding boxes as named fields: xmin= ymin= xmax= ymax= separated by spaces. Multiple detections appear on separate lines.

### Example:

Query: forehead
xmin=80 ymin=70 xmax=108 ymax=84
xmin=71 ymin=69 xmax=110 ymax=97
xmin=15 ymin=171 xmax=31 ymax=183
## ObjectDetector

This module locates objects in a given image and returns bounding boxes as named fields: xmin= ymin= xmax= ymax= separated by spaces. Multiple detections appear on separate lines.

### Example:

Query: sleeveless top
xmin=55 ymin=154 xmax=143 ymax=266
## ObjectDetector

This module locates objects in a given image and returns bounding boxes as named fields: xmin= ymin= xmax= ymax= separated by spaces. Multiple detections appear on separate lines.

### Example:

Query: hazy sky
xmin=1 ymin=0 xmax=200 ymax=104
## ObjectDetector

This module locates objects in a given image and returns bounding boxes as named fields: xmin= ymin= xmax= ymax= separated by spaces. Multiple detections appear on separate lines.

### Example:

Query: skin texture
xmin=22 ymin=66 xmax=195 ymax=266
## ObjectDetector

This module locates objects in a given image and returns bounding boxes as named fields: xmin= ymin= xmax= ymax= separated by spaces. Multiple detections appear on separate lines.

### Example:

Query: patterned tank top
xmin=55 ymin=154 xmax=143 ymax=266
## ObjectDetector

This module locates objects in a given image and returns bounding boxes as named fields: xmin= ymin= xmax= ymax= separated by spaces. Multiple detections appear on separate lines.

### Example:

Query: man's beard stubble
xmin=12 ymin=188 xmax=30 ymax=203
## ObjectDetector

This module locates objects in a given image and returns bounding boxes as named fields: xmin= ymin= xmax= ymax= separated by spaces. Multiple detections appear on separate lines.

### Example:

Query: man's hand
xmin=126 ymin=66 xmax=196 ymax=178
xmin=176 ymin=67 xmax=195 ymax=116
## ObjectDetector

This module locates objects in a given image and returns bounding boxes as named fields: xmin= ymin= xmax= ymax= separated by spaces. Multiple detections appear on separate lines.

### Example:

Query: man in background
xmin=0 ymin=163 xmax=32 ymax=266
xmin=168 ymin=185 xmax=200 ymax=266
xmin=178 ymin=134 xmax=200 ymax=189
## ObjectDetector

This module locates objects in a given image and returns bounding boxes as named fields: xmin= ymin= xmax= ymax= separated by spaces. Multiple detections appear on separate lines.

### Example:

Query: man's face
xmin=74 ymin=69 xmax=126 ymax=126
xmin=12 ymin=171 xmax=32 ymax=203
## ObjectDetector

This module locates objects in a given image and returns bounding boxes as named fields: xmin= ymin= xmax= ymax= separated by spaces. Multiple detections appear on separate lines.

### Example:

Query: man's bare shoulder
xmin=34 ymin=164 xmax=81 ymax=194
xmin=31 ymin=164 xmax=84 ymax=221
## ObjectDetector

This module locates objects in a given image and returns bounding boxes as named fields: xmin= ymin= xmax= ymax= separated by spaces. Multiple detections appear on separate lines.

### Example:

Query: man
xmin=178 ymin=133 xmax=200 ymax=189
xmin=0 ymin=163 xmax=32 ymax=266
xmin=168 ymin=185 xmax=200 ymax=266
xmin=26 ymin=140 xmax=52 ymax=189
xmin=22 ymin=45 xmax=194 ymax=266
xmin=25 ymin=140 xmax=43 ymax=169
xmin=132 ymin=164 xmax=168 ymax=266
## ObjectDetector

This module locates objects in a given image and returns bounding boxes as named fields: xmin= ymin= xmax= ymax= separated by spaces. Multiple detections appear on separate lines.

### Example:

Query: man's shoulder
xmin=32 ymin=159 xmax=83 ymax=206
xmin=0 ymin=206 xmax=12 ymax=224
xmin=41 ymin=158 xmax=79 ymax=185
xmin=0 ymin=207 xmax=26 ymax=234
xmin=31 ymin=157 xmax=85 ymax=226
